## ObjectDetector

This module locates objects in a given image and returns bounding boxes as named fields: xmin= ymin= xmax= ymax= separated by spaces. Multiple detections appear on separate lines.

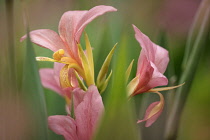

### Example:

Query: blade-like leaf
xmin=164 ymin=1 xmax=210 ymax=139
xmin=93 ymin=38 xmax=140 ymax=140
xmin=126 ymin=59 xmax=134 ymax=83
xmin=22 ymin=29 xmax=48 ymax=139
xmin=96 ymin=44 xmax=117 ymax=92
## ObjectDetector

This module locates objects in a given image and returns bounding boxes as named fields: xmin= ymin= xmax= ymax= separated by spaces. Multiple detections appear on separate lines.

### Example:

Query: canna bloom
xmin=20 ymin=5 xmax=117 ymax=103
xmin=48 ymin=85 xmax=104 ymax=140
xmin=21 ymin=5 xmax=117 ymax=87
xmin=128 ymin=25 xmax=170 ymax=127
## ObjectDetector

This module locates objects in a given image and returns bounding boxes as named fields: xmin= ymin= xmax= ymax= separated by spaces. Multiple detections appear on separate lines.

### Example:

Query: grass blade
xmin=21 ymin=29 xmax=48 ymax=139
xmin=164 ymin=1 xmax=210 ymax=139
xmin=93 ymin=37 xmax=140 ymax=140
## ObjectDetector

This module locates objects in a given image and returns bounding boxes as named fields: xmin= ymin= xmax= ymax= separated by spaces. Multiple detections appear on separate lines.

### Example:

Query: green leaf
xmin=22 ymin=29 xmax=48 ymax=139
xmin=96 ymin=44 xmax=117 ymax=93
xmin=93 ymin=38 xmax=140 ymax=140
xmin=126 ymin=59 xmax=134 ymax=83
xmin=164 ymin=1 xmax=210 ymax=139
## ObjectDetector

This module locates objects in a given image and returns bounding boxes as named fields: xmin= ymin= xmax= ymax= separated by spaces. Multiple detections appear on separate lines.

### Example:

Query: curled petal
xmin=137 ymin=92 xmax=164 ymax=127
xmin=133 ymin=52 xmax=154 ymax=94
xmin=75 ymin=5 xmax=117 ymax=42
xmin=59 ymin=11 xmax=87 ymax=59
xmin=53 ymin=62 xmax=65 ymax=86
xmin=154 ymin=45 xmax=169 ymax=73
xmin=148 ymin=83 xmax=185 ymax=93
xmin=75 ymin=85 xmax=104 ymax=140
xmin=143 ymin=62 xmax=168 ymax=90
xmin=20 ymin=29 xmax=68 ymax=53
xmin=132 ymin=24 xmax=169 ymax=73
xmin=133 ymin=25 xmax=155 ymax=61
xmin=48 ymin=115 xmax=78 ymax=140
xmin=127 ymin=75 xmax=140 ymax=96
xmin=60 ymin=64 xmax=72 ymax=88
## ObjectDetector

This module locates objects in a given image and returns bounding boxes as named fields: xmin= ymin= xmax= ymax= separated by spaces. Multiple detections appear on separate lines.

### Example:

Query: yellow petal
xmin=61 ymin=57 xmax=77 ymax=64
xmin=84 ymin=33 xmax=94 ymax=80
xmin=125 ymin=59 xmax=134 ymax=83
xmin=99 ymin=70 xmax=112 ymax=94
xmin=36 ymin=57 xmax=57 ymax=62
xmin=147 ymin=92 xmax=164 ymax=119
xmin=127 ymin=75 xmax=140 ymax=96
xmin=60 ymin=64 xmax=71 ymax=88
xmin=53 ymin=49 xmax=65 ymax=61
xmin=96 ymin=44 xmax=117 ymax=87
xmin=36 ymin=56 xmax=70 ymax=65
xmin=147 ymin=83 xmax=185 ymax=93
xmin=78 ymin=44 xmax=95 ymax=86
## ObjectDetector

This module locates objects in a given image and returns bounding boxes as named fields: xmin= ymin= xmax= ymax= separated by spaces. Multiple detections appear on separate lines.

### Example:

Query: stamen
xmin=53 ymin=49 xmax=65 ymax=61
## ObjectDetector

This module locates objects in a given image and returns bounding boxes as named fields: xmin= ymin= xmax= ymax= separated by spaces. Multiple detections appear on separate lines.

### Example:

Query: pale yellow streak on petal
xmin=60 ymin=64 xmax=71 ymax=88
xmin=147 ymin=83 xmax=185 ymax=93
xmin=126 ymin=59 xmax=134 ymax=83
xmin=84 ymin=33 xmax=94 ymax=80
xmin=147 ymin=92 xmax=164 ymax=119
xmin=78 ymin=44 xmax=95 ymax=86
xmin=36 ymin=57 xmax=70 ymax=65
xmin=36 ymin=57 xmax=57 ymax=62
xmin=127 ymin=75 xmax=140 ymax=97
xmin=61 ymin=57 xmax=77 ymax=64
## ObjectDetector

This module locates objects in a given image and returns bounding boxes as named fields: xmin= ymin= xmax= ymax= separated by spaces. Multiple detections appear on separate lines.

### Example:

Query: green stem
xmin=164 ymin=1 xmax=210 ymax=139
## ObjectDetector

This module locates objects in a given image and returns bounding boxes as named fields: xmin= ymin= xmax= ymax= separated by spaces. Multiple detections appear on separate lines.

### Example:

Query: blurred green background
xmin=0 ymin=0 xmax=209 ymax=140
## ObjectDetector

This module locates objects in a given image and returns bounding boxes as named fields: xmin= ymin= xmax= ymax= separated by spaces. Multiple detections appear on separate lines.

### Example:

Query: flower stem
xmin=164 ymin=0 xmax=210 ymax=139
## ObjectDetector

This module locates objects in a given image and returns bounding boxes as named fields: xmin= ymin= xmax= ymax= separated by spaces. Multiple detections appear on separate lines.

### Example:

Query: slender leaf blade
xmin=93 ymin=38 xmax=140 ymax=140
xmin=22 ymin=30 xmax=48 ymax=139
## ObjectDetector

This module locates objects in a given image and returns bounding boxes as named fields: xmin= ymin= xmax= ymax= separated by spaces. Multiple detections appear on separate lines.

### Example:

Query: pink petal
xmin=68 ymin=68 xmax=79 ymax=88
xmin=154 ymin=45 xmax=169 ymax=73
xmin=58 ymin=11 xmax=87 ymax=61
xmin=132 ymin=24 xmax=169 ymax=73
xmin=72 ymin=88 xmax=86 ymax=110
xmin=20 ymin=29 xmax=68 ymax=53
xmin=53 ymin=62 xmax=65 ymax=87
xmin=75 ymin=85 xmax=104 ymax=140
xmin=133 ymin=25 xmax=155 ymax=62
xmin=146 ymin=62 xmax=168 ymax=88
xmin=75 ymin=5 xmax=117 ymax=42
xmin=58 ymin=5 xmax=117 ymax=63
xmin=39 ymin=68 xmax=64 ymax=96
xmin=134 ymin=52 xmax=154 ymax=94
xmin=48 ymin=115 xmax=78 ymax=140
xmin=137 ymin=101 xmax=163 ymax=127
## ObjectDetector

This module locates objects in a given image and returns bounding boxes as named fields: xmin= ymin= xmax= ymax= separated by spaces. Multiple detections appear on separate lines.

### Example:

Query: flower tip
xmin=20 ymin=35 xmax=27 ymax=42
xmin=97 ymin=5 xmax=117 ymax=12
xmin=132 ymin=24 xmax=137 ymax=29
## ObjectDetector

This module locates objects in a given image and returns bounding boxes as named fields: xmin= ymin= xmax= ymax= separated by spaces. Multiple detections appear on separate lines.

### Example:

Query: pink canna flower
xmin=48 ymin=85 xmax=104 ymax=140
xmin=128 ymin=25 xmax=169 ymax=96
xmin=127 ymin=25 xmax=170 ymax=127
xmin=20 ymin=5 xmax=117 ymax=89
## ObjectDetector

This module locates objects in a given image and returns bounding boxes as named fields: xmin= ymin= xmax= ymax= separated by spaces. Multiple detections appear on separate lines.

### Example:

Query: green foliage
xmin=21 ymin=31 xmax=48 ymax=139
xmin=164 ymin=1 xmax=210 ymax=139
xmin=93 ymin=38 xmax=141 ymax=140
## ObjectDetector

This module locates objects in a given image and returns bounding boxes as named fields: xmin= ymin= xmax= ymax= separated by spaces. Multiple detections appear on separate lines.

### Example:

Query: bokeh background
xmin=0 ymin=0 xmax=209 ymax=140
